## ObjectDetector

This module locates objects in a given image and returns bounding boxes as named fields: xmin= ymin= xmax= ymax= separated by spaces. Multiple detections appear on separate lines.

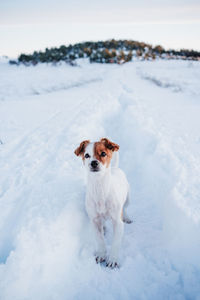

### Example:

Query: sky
xmin=0 ymin=0 xmax=200 ymax=57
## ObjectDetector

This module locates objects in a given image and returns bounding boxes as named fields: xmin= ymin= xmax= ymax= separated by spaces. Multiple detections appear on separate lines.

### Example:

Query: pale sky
xmin=0 ymin=0 xmax=200 ymax=57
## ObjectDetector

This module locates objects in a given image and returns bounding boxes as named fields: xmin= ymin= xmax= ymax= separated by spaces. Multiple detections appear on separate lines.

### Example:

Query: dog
xmin=74 ymin=138 xmax=132 ymax=268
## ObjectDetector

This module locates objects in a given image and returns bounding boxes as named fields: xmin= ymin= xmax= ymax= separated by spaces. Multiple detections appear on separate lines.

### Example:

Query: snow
xmin=0 ymin=57 xmax=200 ymax=299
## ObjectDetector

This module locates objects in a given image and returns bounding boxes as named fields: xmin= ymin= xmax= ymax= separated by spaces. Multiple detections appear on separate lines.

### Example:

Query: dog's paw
xmin=95 ymin=250 xmax=106 ymax=264
xmin=106 ymin=255 xmax=120 ymax=269
xmin=106 ymin=260 xmax=119 ymax=269
xmin=123 ymin=217 xmax=133 ymax=224
xmin=95 ymin=256 xmax=106 ymax=264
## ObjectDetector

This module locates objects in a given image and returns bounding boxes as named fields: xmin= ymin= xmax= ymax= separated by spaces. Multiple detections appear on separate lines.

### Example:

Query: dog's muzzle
xmin=90 ymin=160 xmax=99 ymax=172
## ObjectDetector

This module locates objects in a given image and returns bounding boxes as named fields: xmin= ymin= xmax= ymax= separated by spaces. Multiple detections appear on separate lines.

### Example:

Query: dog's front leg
xmin=107 ymin=219 xmax=124 ymax=268
xmin=92 ymin=217 xmax=106 ymax=263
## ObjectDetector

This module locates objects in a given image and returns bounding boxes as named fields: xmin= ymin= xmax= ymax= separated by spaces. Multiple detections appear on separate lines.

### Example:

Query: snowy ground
xmin=0 ymin=58 xmax=200 ymax=300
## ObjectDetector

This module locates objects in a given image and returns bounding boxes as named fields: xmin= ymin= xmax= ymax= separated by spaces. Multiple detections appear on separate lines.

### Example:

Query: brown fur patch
xmin=74 ymin=140 xmax=90 ymax=157
xmin=94 ymin=138 xmax=119 ymax=167
xmin=100 ymin=138 xmax=119 ymax=152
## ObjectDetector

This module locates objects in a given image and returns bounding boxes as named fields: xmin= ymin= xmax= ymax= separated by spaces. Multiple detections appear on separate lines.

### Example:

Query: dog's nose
xmin=91 ymin=160 xmax=99 ymax=168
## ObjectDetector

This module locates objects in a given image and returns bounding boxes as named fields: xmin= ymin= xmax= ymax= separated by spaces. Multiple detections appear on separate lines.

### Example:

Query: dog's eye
xmin=85 ymin=153 xmax=90 ymax=159
xmin=101 ymin=151 xmax=106 ymax=157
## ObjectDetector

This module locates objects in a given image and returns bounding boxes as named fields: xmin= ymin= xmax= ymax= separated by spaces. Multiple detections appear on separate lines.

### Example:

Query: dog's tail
xmin=111 ymin=151 xmax=119 ymax=168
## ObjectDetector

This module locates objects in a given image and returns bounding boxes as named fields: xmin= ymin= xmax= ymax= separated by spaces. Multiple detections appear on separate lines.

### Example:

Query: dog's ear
xmin=74 ymin=140 xmax=90 ymax=156
xmin=100 ymin=138 xmax=119 ymax=152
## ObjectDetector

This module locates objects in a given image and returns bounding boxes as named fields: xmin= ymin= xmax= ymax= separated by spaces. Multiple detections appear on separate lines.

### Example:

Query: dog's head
xmin=74 ymin=138 xmax=119 ymax=174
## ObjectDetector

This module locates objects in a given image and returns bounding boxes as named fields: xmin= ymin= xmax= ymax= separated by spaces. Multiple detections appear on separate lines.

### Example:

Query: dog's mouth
xmin=90 ymin=168 xmax=100 ymax=172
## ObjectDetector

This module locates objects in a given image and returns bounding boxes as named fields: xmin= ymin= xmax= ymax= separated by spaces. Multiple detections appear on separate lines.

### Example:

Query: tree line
xmin=9 ymin=39 xmax=200 ymax=66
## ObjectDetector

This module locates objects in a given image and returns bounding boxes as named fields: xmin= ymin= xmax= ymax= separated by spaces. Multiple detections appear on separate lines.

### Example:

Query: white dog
xmin=75 ymin=138 xmax=132 ymax=268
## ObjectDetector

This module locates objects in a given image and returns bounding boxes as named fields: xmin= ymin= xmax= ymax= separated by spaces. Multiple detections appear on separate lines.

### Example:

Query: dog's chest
xmin=86 ymin=176 xmax=111 ymax=216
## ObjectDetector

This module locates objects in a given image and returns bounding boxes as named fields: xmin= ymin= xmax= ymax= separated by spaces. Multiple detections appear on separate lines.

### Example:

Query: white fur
xmin=83 ymin=142 xmax=131 ymax=267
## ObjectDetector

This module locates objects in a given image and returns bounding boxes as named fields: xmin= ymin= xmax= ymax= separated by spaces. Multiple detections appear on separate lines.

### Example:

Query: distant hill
xmin=9 ymin=39 xmax=200 ymax=66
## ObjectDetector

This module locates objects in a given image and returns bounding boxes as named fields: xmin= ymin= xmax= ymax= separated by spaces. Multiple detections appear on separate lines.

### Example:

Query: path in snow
xmin=0 ymin=60 xmax=200 ymax=300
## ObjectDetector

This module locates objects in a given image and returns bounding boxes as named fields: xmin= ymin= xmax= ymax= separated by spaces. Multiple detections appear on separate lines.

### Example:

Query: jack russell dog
xmin=74 ymin=138 xmax=132 ymax=268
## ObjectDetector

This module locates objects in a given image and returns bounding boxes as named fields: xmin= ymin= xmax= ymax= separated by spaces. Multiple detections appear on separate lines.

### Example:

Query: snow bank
xmin=138 ymin=60 xmax=200 ymax=96
xmin=0 ymin=59 xmax=105 ymax=101
xmin=0 ymin=59 xmax=200 ymax=299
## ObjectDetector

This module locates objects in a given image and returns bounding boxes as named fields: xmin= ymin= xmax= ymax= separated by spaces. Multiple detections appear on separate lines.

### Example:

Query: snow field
xmin=0 ymin=58 xmax=200 ymax=299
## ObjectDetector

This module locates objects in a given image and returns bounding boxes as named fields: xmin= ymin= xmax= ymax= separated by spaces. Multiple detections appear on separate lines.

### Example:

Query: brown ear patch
xmin=100 ymin=138 xmax=119 ymax=152
xmin=74 ymin=140 xmax=90 ymax=157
